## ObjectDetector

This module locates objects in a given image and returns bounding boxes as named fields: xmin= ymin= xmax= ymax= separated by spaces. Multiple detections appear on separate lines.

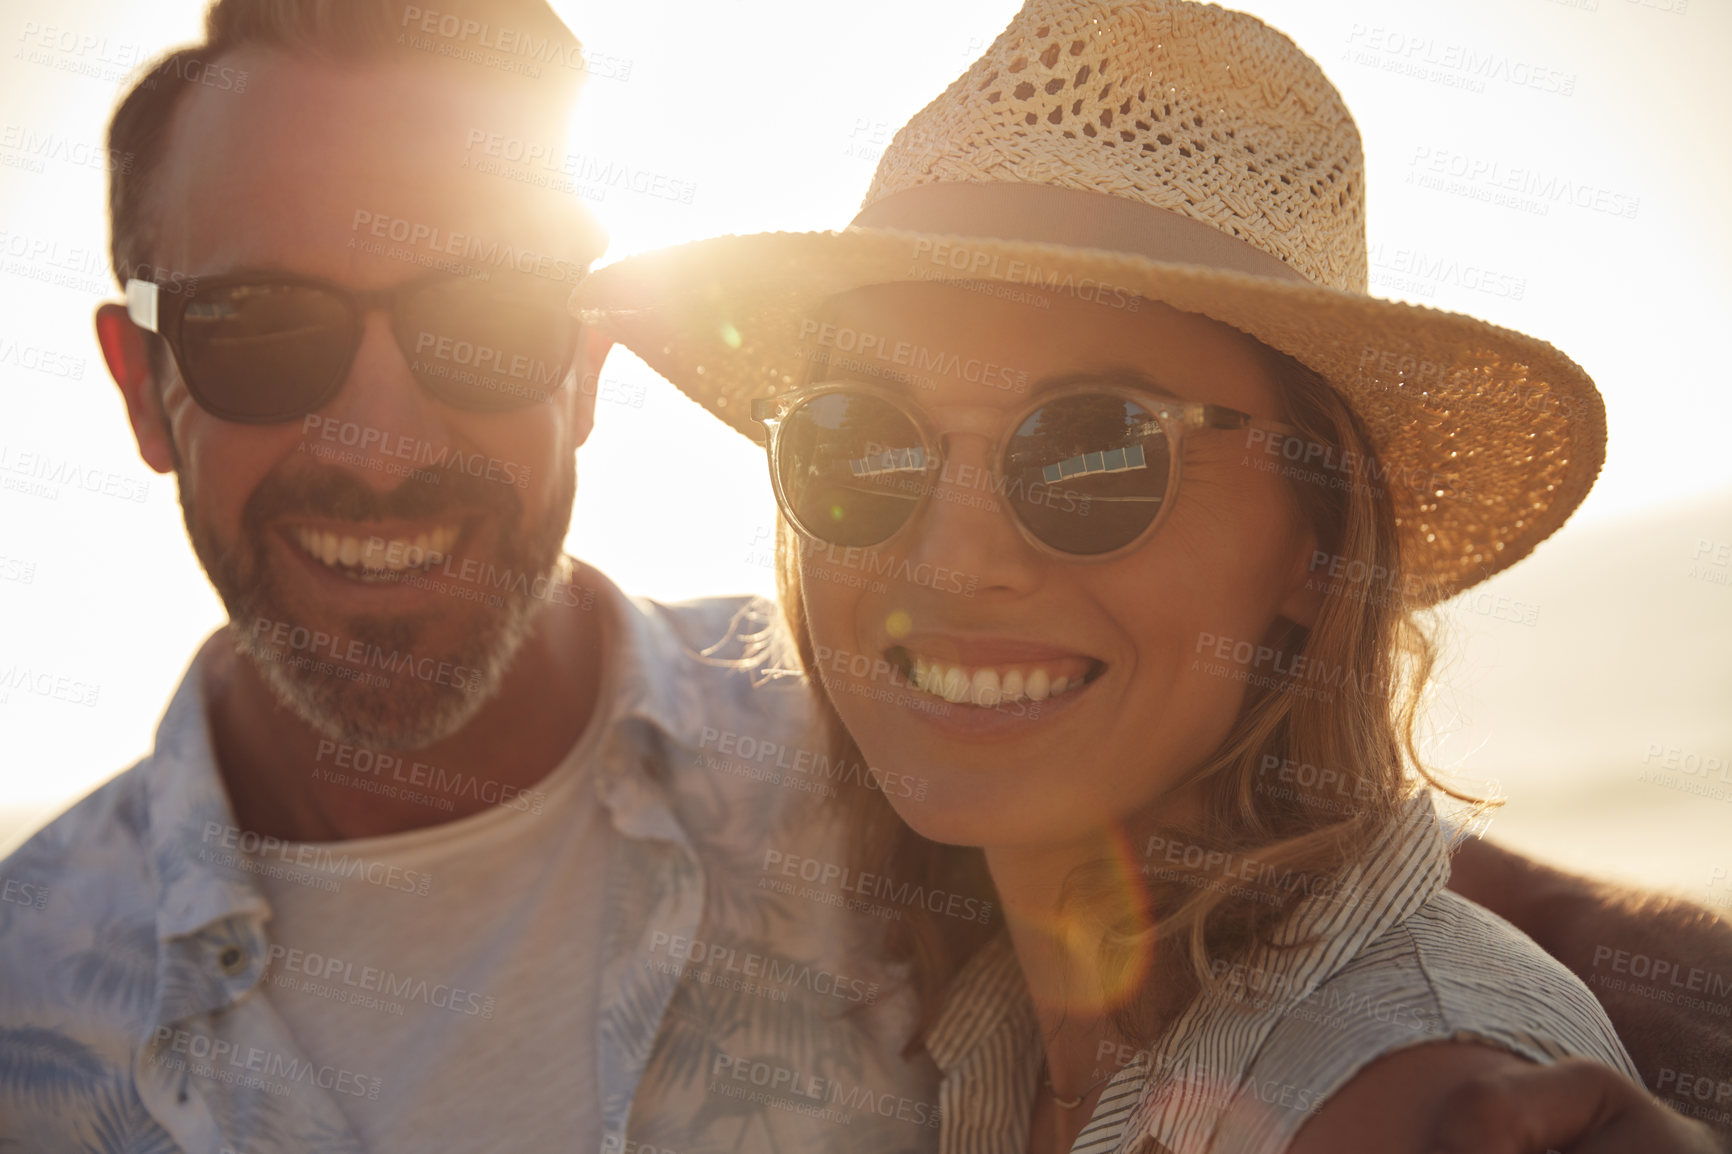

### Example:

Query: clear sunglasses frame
xmin=750 ymin=378 xmax=1302 ymax=564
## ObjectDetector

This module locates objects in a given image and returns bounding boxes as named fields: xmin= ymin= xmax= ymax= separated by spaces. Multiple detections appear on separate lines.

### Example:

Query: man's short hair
xmin=106 ymin=0 xmax=586 ymax=291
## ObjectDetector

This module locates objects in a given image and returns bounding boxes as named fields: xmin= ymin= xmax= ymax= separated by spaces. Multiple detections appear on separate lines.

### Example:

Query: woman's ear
xmin=96 ymin=303 xmax=176 ymax=475
xmin=1278 ymin=527 xmax=1325 ymax=630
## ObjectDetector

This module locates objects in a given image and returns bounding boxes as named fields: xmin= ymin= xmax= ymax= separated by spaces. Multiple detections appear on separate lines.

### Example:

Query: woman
xmin=578 ymin=1 xmax=1640 ymax=1150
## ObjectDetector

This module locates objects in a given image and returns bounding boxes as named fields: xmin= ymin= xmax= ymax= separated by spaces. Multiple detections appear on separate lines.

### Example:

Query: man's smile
xmin=288 ymin=521 xmax=462 ymax=581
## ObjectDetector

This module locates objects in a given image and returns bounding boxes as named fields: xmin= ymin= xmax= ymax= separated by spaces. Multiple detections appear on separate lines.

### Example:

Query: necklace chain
xmin=1042 ymin=1063 xmax=1117 ymax=1110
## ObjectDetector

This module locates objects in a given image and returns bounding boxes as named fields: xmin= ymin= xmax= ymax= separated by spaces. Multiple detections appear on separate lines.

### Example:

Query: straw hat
xmin=573 ymin=0 xmax=1605 ymax=602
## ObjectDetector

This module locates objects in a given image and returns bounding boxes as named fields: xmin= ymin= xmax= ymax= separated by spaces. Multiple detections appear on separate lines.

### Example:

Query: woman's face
xmin=796 ymin=282 xmax=1321 ymax=855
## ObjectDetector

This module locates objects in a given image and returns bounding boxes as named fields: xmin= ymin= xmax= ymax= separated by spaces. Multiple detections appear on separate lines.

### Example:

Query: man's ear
xmin=96 ymin=303 xmax=176 ymax=475
xmin=566 ymin=324 xmax=614 ymax=451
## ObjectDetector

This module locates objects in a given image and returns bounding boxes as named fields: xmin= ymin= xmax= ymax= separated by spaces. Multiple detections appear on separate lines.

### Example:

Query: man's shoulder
xmin=625 ymin=591 xmax=814 ymax=714
xmin=0 ymin=765 xmax=157 ymax=971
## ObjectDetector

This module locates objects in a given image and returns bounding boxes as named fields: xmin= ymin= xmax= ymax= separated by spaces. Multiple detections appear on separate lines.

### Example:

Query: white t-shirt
xmin=244 ymin=725 xmax=612 ymax=1153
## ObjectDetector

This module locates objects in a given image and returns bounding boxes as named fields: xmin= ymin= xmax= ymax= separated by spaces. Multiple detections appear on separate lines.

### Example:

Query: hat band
xmin=851 ymin=181 xmax=1310 ymax=286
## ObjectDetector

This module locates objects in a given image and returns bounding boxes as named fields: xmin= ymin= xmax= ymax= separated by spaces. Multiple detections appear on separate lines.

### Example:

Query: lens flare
xmin=1022 ymin=826 xmax=1157 ymax=1015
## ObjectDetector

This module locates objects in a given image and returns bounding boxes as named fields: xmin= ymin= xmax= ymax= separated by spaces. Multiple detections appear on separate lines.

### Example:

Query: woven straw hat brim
xmin=575 ymin=226 xmax=1604 ymax=605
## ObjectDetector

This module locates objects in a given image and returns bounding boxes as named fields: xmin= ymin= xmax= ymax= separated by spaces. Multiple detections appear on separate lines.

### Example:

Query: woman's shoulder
xmin=1207 ymin=889 xmax=1637 ymax=1153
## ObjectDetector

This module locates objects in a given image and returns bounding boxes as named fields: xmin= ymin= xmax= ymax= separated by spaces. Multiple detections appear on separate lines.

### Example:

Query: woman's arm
xmin=1447 ymin=836 xmax=1732 ymax=1121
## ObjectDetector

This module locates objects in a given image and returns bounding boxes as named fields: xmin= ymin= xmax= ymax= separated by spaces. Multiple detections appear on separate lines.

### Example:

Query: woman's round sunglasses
xmin=125 ymin=272 xmax=580 ymax=424
xmin=750 ymin=379 xmax=1300 ymax=561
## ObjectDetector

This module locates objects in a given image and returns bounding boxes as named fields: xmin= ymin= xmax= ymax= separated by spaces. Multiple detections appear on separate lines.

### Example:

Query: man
xmin=0 ymin=2 xmax=928 ymax=1151
xmin=0 ymin=1 xmax=1722 ymax=1152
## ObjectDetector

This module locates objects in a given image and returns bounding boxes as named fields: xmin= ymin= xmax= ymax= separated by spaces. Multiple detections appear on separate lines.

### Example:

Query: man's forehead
xmin=149 ymin=47 xmax=600 ymax=281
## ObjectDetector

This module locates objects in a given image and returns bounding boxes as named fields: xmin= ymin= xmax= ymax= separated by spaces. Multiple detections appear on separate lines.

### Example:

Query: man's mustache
xmin=240 ymin=459 xmax=523 ymax=534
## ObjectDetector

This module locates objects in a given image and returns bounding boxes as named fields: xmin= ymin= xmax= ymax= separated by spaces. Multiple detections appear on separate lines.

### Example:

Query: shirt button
xmin=218 ymin=946 xmax=247 ymax=974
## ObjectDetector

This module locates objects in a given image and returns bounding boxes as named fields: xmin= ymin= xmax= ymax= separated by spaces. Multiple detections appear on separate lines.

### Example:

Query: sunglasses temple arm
xmin=124 ymin=279 xmax=160 ymax=333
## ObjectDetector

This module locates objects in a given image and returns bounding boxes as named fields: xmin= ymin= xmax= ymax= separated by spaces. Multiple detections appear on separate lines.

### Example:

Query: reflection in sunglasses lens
xmin=1007 ymin=395 xmax=1169 ymax=555
xmin=781 ymin=393 xmax=926 ymax=547
xmin=182 ymin=284 xmax=355 ymax=421
xmin=397 ymin=280 xmax=577 ymax=412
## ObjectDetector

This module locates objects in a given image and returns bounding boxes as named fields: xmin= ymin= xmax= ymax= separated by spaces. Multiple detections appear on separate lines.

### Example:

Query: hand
xmin=1424 ymin=1058 xmax=1728 ymax=1154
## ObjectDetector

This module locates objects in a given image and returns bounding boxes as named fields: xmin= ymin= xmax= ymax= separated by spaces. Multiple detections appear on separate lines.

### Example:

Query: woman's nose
xmin=897 ymin=431 xmax=1043 ymax=595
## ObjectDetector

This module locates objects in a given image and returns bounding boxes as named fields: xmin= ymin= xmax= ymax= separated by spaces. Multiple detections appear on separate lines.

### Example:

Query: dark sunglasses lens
xmin=178 ymin=284 xmax=356 ymax=421
xmin=396 ymin=279 xmax=578 ymax=412
xmin=1005 ymin=393 xmax=1172 ymax=555
xmin=775 ymin=392 xmax=927 ymax=547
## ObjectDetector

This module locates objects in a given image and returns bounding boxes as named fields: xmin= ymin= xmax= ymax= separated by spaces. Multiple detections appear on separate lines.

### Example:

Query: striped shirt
xmin=924 ymin=793 xmax=1639 ymax=1154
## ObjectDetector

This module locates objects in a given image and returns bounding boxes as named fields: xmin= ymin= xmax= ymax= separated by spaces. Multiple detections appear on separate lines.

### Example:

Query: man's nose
xmin=308 ymin=312 xmax=452 ymax=491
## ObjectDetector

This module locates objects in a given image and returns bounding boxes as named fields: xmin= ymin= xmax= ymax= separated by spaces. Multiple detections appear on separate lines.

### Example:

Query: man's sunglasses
xmin=750 ymin=379 xmax=1299 ymax=561
xmin=125 ymin=272 xmax=581 ymax=424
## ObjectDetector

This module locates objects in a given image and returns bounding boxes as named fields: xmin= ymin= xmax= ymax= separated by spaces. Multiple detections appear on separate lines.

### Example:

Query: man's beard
xmin=180 ymin=448 xmax=575 ymax=752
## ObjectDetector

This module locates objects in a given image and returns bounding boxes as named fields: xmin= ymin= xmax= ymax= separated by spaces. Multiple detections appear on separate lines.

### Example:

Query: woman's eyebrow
xmin=1032 ymin=366 xmax=1185 ymax=398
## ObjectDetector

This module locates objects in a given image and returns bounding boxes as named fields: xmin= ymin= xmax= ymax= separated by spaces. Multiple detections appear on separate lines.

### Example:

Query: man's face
xmin=133 ymin=50 xmax=601 ymax=749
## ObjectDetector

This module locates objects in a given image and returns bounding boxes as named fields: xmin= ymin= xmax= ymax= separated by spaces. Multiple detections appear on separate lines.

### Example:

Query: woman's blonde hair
xmin=773 ymin=340 xmax=1480 ymax=1053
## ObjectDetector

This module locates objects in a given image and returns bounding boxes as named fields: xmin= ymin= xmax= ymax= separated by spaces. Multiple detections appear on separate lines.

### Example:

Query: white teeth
xmin=970 ymin=669 xmax=1001 ymax=708
xmin=293 ymin=524 xmax=461 ymax=577
xmin=899 ymin=655 xmax=1090 ymax=707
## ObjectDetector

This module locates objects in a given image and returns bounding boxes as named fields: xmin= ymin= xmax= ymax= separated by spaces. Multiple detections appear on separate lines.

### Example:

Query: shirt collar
xmin=921 ymin=793 xmax=1452 ymax=1148
xmin=1124 ymin=791 xmax=1452 ymax=1148
xmin=924 ymin=930 xmax=1035 ymax=1075
xmin=140 ymin=562 xmax=752 ymax=948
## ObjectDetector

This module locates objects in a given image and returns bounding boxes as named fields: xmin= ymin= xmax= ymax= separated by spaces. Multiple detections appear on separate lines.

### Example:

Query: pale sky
xmin=2 ymin=0 xmax=1728 ymax=891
